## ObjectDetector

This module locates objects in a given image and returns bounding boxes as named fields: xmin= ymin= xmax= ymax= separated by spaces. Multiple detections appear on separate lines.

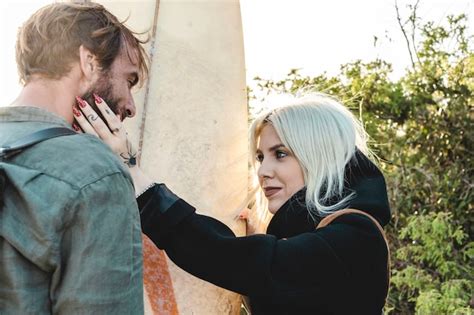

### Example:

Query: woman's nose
xmin=257 ymin=159 xmax=273 ymax=179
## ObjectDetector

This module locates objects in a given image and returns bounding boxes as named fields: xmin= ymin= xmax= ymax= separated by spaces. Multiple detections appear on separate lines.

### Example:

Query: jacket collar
xmin=0 ymin=106 xmax=70 ymax=127
xmin=266 ymin=188 xmax=315 ymax=239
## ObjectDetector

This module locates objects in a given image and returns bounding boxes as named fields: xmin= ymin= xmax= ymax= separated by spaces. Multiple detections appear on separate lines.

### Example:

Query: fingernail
xmin=72 ymin=123 xmax=80 ymax=131
xmin=93 ymin=93 xmax=103 ymax=104
xmin=76 ymin=96 xmax=86 ymax=108
xmin=72 ymin=107 xmax=81 ymax=117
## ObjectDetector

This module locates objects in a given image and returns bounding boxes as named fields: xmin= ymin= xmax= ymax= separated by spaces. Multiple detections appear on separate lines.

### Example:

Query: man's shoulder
xmin=12 ymin=132 xmax=131 ymax=188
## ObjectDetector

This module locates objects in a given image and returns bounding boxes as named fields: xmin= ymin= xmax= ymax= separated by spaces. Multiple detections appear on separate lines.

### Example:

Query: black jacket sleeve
xmin=137 ymin=185 xmax=386 ymax=302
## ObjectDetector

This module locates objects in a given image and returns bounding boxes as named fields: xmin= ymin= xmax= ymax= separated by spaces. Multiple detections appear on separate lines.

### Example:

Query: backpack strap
xmin=0 ymin=127 xmax=76 ymax=160
xmin=316 ymin=208 xmax=391 ymax=304
xmin=0 ymin=168 xmax=6 ymax=209
xmin=0 ymin=127 xmax=76 ymax=208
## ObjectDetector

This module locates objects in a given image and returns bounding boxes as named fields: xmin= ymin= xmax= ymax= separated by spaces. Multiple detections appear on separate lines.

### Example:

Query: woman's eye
xmin=256 ymin=154 xmax=264 ymax=162
xmin=276 ymin=150 xmax=288 ymax=159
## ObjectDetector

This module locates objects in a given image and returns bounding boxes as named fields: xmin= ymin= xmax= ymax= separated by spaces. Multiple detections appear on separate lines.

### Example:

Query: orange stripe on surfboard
xmin=142 ymin=234 xmax=179 ymax=315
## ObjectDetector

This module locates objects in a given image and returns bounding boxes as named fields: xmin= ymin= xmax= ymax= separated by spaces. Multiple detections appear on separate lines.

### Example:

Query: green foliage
xmin=391 ymin=212 xmax=473 ymax=313
xmin=248 ymin=8 xmax=473 ymax=314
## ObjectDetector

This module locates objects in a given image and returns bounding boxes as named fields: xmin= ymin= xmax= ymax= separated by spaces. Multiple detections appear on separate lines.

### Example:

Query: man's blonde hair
xmin=16 ymin=2 xmax=148 ymax=85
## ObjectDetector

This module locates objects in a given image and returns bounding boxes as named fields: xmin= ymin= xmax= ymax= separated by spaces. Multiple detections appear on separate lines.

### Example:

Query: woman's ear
xmin=78 ymin=45 xmax=98 ymax=81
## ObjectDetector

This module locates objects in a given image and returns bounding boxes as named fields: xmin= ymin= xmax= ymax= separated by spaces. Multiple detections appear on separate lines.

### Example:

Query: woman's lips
xmin=264 ymin=187 xmax=281 ymax=198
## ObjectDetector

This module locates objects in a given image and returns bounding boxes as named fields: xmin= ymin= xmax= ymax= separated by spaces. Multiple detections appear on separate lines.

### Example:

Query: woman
xmin=75 ymin=93 xmax=391 ymax=314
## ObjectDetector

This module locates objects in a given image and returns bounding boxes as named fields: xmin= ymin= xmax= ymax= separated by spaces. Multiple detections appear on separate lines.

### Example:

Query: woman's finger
xmin=92 ymin=93 xmax=125 ymax=137
xmin=238 ymin=208 xmax=250 ymax=220
xmin=73 ymin=106 xmax=98 ymax=137
xmin=72 ymin=121 xmax=84 ymax=134
xmin=75 ymin=96 xmax=112 ymax=139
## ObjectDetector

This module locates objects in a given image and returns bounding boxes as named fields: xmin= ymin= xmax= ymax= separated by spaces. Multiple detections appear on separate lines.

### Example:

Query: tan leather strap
xmin=316 ymin=208 xmax=390 ymax=302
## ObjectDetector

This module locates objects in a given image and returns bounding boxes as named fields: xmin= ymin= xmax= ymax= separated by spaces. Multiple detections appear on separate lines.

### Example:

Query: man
xmin=0 ymin=2 xmax=148 ymax=313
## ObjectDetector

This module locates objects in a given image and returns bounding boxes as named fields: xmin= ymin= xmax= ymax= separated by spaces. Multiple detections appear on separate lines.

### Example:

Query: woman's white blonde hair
xmin=248 ymin=93 xmax=370 ymax=224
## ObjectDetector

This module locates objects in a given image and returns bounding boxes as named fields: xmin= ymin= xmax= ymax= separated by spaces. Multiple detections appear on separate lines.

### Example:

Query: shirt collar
xmin=0 ymin=106 xmax=70 ymax=128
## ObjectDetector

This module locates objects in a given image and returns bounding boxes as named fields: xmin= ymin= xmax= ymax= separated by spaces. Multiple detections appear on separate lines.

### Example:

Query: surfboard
xmin=105 ymin=1 xmax=248 ymax=314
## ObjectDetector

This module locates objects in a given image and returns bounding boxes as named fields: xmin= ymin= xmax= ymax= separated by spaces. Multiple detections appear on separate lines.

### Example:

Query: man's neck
xmin=11 ymin=75 xmax=81 ymax=124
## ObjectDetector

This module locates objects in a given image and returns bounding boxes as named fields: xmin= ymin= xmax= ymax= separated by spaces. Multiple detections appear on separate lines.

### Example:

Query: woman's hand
xmin=73 ymin=94 xmax=137 ymax=167
xmin=73 ymin=94 xmax=155 ymax=197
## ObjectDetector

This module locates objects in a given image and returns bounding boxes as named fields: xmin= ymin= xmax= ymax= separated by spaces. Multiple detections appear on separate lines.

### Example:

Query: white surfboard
xmin=105 ymin=1 xmax=248 ymax=314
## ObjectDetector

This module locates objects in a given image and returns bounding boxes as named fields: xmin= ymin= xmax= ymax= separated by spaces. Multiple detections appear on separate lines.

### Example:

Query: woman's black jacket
xmin=138 ymin=151 xmax=391 ymax=315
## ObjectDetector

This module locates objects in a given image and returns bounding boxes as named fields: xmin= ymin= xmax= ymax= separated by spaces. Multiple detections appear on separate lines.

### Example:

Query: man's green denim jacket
xmin=0 ymin=106 xmax=143 ymax=314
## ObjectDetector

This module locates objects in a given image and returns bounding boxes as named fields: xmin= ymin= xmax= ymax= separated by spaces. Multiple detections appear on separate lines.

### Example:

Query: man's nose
xmin=125 ymin=97 xmax=136 ymax=118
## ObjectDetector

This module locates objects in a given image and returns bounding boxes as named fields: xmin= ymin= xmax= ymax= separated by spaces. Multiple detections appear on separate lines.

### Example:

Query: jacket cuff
xmin=138 ymin=184 xmax=195 ymax=248
xmin=137 ymin=183 xmax=178 ymax=213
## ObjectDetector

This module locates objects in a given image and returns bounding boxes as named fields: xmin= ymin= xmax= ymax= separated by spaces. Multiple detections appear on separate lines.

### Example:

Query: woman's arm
xmin=138 ymin=183 xmax=349 ymax=300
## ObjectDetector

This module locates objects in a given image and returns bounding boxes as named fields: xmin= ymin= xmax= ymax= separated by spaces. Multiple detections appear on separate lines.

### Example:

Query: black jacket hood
xmin=344 ymin=150 xmax=391 ymax=227
xmin=267 ymin=150 xmax=391 ymax=239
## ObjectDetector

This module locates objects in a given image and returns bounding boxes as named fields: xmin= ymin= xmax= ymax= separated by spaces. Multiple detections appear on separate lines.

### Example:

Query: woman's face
xmin=256 ymin=124 xmax=305 ymax=214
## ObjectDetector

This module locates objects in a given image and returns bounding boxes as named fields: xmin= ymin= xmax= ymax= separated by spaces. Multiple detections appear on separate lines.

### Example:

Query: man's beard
xmin=81 ymin=71 xmax=122 ymax=127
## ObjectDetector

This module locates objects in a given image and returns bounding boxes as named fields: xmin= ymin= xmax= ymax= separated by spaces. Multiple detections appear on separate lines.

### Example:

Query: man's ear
xmin=79 ymin=45 xmax=98 ymax=81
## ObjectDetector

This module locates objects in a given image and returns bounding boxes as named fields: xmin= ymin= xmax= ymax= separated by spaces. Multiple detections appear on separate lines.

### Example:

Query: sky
xmin=0 ymin=0 xmax=472 ymax=106
xmin=240 ymin=0 xmax=472 ymax=82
